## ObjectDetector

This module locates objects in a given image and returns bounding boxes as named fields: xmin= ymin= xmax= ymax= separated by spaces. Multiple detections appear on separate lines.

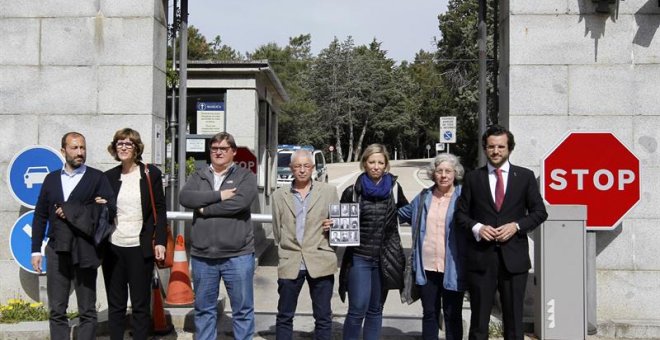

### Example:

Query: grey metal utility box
xmin=533 ymin=205 xmax=587 ymax=339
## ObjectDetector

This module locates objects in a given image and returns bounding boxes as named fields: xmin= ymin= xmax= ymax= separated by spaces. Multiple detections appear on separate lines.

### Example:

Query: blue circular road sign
xmin=10 ymin=211 xmax=48 ymax=274
xmin=443 ymin=131 xmax=453 ymax=141
xmin=7 ymin=145 xmax=63 ymax=209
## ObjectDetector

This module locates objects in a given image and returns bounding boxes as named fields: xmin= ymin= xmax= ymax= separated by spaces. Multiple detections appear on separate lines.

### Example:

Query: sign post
xmin=541 ymin=131 xmax=641 ymax=335
xmin=439 ymin=116 xmax=457 ymax=153
xmin=196 ymin=102 xmax=225 ymax=134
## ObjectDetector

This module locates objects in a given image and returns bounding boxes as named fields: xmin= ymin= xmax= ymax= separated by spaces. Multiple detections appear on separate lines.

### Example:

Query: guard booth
xmin=533 ymin=205 xmax=587 ymax=339
xmin=171 ymin=60 xmax=288 ymax=253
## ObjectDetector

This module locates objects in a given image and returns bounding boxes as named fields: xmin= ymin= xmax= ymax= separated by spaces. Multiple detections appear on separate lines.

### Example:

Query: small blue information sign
xmin=196 ymin=102 xmax=225 ymax=111
xmin=9 ymin=211 xmax=48 ymax=274
xmin=443 ymin=131 xmax=454 ymax=142
xmin=7 ymin=146 xmax=63 ymax=208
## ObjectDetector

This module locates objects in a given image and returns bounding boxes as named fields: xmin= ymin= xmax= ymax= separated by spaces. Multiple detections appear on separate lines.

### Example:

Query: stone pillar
xmin=0 ymin=0 xmax=167 ymax=308
xmin=502 ymin=0 xmax=660 ymax=335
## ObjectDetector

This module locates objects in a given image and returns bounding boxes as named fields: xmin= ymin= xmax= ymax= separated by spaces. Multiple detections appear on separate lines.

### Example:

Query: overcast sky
xmin=185 ymin=0 xmax=449 ymax=62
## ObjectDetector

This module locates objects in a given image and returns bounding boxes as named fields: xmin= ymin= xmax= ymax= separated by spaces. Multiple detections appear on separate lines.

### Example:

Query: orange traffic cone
xmin=165 ymin=234 xmax=195 ymax=306
xmin=151 ymin=269 xmax=174 ymax=335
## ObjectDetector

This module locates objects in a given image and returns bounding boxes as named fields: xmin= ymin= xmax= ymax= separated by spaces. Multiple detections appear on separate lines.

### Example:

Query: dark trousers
xmin=46 ymin=244 xmax=97 ymax=340
xmin=419 ymin=271 xmax=465 ymax=340
xmin=102 ymin=244 xmax=154 ymax=340
xmin=276 ymin=270 xmax=334 ymax=340
xmin=468 ymin=248 xmax=528 ymax=340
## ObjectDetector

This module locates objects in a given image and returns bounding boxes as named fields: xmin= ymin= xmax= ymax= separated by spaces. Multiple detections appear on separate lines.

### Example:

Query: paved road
xmin=327 ymin=158 xmax=435 ymax=202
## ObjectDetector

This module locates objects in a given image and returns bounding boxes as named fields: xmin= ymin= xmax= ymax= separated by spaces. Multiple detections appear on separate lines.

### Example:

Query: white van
xmin=277 ymin=146 xmax=328 ymax=187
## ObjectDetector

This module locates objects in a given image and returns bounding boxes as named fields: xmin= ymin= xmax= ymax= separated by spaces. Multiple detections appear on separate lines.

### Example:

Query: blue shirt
xmin=291 ymin=181 xmax=314 ymax=270
xmin=61 ymin=165 xmax=87 ymax=201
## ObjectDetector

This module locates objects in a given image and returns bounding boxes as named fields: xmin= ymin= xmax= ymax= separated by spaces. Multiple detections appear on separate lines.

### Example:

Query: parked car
xmin=277 ymin=145 xmax=328 ymax=187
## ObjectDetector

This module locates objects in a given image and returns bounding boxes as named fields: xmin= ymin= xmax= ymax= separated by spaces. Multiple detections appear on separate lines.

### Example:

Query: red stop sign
xmin=541 ymin=132 xmax=640 ymax=230
xmin=234 ymin=147 xmax=257 ymax=174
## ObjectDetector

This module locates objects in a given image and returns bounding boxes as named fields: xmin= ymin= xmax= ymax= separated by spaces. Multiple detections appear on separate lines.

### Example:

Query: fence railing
xmin=166 ymin=211 xmax=273 ymax=223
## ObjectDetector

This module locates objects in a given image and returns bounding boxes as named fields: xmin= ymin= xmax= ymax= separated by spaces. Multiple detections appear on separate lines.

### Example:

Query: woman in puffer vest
xmin=338 ymin=143 xmax=408 ymax=340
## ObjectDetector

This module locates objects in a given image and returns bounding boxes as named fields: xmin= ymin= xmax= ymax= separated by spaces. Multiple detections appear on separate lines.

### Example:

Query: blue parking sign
xmin=7 ymin=146 xmax=63 ymax=209
xmin=10 ymin=211 xmax=48 ymax=274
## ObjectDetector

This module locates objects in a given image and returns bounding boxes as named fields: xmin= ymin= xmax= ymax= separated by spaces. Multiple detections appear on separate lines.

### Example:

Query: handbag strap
xmin=144 ymin=163 xmax=158 ymax=225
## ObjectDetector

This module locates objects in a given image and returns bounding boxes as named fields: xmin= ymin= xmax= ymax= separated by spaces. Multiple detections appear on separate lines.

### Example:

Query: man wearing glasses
xmin=179 ymin=132 xmax=258 ymax=340
xmin=271 ymin=150 xmax=338 ymax=339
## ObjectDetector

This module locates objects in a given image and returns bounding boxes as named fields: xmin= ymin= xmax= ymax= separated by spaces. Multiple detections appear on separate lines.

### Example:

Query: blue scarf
xmin=359 ymin=172 xmax=393 ymax=201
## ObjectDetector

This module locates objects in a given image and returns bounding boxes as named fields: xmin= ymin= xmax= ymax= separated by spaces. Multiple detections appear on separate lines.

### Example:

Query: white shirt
xmin=111 ymin=169 xmax=143 ymax=247
xmin=210 ymin=164 xmax=233 ymax=191
xmin=472 ymin=161 xmax=510 ymax=241
xmin=61 ymin=165 xmax=87 ymax=201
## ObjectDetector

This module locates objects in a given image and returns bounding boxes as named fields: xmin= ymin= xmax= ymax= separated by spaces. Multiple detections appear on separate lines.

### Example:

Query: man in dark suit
xmin=31 ymin=132 xmax=115 ymax=340
xmin=456 ymin=125 xmax=548 ymax=340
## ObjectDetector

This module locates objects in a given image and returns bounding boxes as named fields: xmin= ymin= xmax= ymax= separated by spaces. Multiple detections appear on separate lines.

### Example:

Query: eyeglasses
xmin=210 ymin=146 xmax=232 ymax=154
xmin=292 ymin=164 xmax=313 ymax=170
xmin=435 ymin=169 xmax=454 ymax=175
xmin=116 ymin=141 xmax=134 ymax=149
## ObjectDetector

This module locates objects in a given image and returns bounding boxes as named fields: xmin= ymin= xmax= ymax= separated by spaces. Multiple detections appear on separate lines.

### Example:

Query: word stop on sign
xmin=549 ymin=169 xmax=636 ymax=191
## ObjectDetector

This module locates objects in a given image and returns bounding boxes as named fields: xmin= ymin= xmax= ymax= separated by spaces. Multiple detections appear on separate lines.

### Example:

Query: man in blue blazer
xmin=456 ymin=125 xmax=548 ymax=340
xmin=31 ymin=132 xmax=115 ymax=340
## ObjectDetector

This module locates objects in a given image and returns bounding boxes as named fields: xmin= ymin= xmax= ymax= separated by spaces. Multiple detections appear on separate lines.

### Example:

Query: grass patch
xmin=489 ymin=321 xmax=504 ymax=337
xmin=0 ymin=299 xmax=48 ymax=323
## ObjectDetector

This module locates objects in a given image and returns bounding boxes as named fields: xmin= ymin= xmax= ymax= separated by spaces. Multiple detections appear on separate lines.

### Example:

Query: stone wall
xmin=503 ymin=0 xmax=660 ymax=327
xmin=0 ymin=0 xmax=167 ymax=308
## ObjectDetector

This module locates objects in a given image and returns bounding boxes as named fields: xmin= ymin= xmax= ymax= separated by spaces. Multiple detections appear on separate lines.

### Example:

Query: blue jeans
xmin=191 ymin=253 xmax=255 ymax=340
xmin=276 ymin=270 xmax=334 ymax=340
xmin=343 ymin=255 xmax=383 ymax=340
xmin=420 ymin=270 xmax=465 ymax=340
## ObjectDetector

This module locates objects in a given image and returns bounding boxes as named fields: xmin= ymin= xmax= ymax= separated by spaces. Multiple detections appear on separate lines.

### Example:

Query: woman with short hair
xmin=103 ymin=128 xmax=167 ymax=340
xmin=399 ymin=153 xmax=467 ymax=340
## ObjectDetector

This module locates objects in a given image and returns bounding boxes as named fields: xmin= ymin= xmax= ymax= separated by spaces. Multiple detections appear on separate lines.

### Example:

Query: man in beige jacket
xmin=272 ymin=150 xmax=339 ymax=340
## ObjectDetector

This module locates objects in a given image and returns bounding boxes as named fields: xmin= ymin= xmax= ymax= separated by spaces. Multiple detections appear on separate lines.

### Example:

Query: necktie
xmin=495 ymin=168 xmax=504 ymax=211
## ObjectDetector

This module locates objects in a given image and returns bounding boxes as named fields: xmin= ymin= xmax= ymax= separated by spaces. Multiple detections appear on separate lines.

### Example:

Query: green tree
xmin=209 ymin=35 xmax=244 ymax=60
xmin=308 ymin=38 xmax=348 ymax=161
xmin=435 ymin=0 xmax=498 ymax=169
xmin=248 ymin=35 xmax=325 ymax=147
xmin=186 ymin=26 xmax=212 ymax=60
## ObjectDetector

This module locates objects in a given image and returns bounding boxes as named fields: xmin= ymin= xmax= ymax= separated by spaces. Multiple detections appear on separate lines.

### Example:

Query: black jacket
xmin=338 ymin=175 xmax=408 ymax=302
xmin=456 ymin=164 xmax=548 ymax=273
xmin=105 ymin=163 xmax=167 ymax=258
xmin=31 ymin=166 xmax=116 ymax=268
xmin=58 ymin=202 xmax=112 ymax=268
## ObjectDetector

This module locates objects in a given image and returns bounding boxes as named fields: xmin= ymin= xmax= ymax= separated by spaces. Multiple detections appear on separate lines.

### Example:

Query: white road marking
xmin=22 ymin=224 xmax=32 ymax=237
xmin=329 ymin=171 xmax=361 ymax=188
xmin=414 ymin=169 xmax=433 ymax=189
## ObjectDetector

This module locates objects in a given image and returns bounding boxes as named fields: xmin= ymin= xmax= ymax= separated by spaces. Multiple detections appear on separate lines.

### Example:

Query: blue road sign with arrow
xmin=10 ymin=211 xmax=48 ymax=274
